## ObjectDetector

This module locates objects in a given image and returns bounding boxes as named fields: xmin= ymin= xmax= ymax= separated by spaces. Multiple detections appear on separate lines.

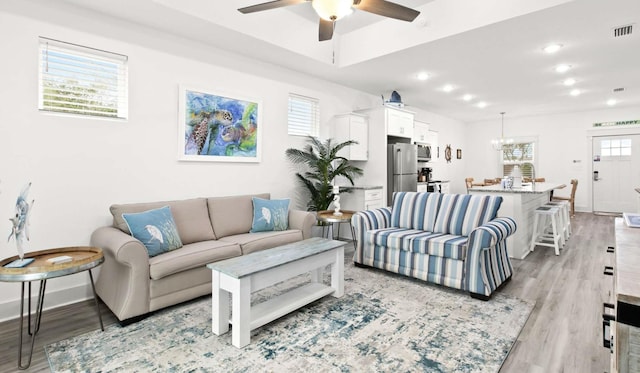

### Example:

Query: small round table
xmin=0 ymin=246 xmax=105 ymax=370
xmin=316 ymin=210 xmax=357 ymax=249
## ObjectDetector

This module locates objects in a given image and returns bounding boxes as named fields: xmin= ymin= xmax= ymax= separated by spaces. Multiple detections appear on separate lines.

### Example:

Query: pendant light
xmin=491 ymin=112 xmax=514 ymax=151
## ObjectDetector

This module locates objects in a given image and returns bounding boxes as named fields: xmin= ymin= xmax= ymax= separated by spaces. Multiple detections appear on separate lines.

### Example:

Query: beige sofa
xmin=90 ymin=193 xmax=316 ymax=324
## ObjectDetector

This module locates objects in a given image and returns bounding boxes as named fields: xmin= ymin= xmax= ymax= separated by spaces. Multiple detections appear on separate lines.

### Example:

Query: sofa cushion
xmin=208 ymin=193 xmax=270 ymax=239
xmin=250 ymin=197 xmax=290 ymax=232
xmin=111 ymin=198 xmax=216 ymax=244
xmin=219 ymin=230 xmax=303 ymax=255
xmin=433 ymin=194 xmax=502 ymax=236
xmin=365 ymin=228 xmax=468 ymax=260
xmin=148 ymin=240 xmax=241 ymax=280
xmin=391 ymin=192 xmax=442 ymax=231
xmin=122 ymin=206 xmax=183 ymax=257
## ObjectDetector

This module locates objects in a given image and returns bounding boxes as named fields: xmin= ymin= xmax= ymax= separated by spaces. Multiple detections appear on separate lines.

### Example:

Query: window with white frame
xmin=502 ymin=140 xmax=536 ymax=178
xmin=287 ymin=93 xmax=319 ymax=137
xmin=600 ymin=138 xmax=632 ymax=157
xmin=38 ymin=37 xmax=128 ymax=119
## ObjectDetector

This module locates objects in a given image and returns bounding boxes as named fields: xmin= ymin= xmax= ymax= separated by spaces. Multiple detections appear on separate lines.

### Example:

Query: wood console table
xmin=608 ymin=218 xmax=640 ymax=373
xmin=0 ymin=246 xmax=104 ymax=370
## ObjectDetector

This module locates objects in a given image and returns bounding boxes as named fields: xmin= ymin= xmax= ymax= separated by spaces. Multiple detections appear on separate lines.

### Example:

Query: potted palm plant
xmin=285 ymin=136 xmax=363 ymax=211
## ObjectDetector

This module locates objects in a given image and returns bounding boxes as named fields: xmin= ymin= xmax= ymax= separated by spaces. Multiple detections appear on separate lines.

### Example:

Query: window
xmin=502 ymin=141 xmax=536 ymax=178
xmin=601 ymin=138 xmax=632 ymax=157
xmin=288 ymin=93 xmax=319 ymax=137
xmin=38 ymin=37 xmax=128 ymax=119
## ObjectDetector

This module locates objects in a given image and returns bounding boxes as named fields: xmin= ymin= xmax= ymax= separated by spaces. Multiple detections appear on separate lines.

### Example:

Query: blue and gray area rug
xmin=47 ymin=259 xmax=533 ymax=372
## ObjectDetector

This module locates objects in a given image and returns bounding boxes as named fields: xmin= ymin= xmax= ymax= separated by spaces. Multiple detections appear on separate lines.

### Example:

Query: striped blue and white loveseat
xmin=351 ymin=192 xmax=516 ymax=300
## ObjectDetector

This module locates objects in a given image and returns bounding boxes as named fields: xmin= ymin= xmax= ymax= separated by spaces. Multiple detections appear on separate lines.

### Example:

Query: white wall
xmin=0 ymin=7 xmax=379 ymax=320
xmin=411 ymin=108 xmax=468 ymax=194
xmin=464 ymin=107 xmax=640 ymax=212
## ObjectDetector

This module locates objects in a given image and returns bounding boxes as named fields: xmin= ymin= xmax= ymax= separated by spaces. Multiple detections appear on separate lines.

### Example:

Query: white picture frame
xmin=178 ymin=85 xmax=262 ymax=163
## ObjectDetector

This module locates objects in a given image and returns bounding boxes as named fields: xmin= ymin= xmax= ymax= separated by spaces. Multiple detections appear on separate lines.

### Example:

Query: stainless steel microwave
xmin=416 ymin=144 xmax=431 ymax=161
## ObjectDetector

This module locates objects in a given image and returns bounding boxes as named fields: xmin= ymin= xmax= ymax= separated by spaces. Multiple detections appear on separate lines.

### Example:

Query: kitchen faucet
xmin=523 ymin=162 xmax=536 ymax=186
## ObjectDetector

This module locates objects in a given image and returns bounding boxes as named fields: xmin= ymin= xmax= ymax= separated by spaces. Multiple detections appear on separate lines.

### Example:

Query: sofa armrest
xmin=288 ymin=209 xmax=316 ymax=239
xmin=465 ymin=217 xmax=517 ymax=298
xmin=90 ymin=226 xmax=151 ymax=321
xmin=468 ymin=217 xmax=517 ymax=248
xmin=351 ymin=207 xmax=392 ymax=264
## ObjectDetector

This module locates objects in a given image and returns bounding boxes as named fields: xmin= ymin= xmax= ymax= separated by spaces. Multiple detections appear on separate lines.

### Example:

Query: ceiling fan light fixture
xmin=312 ymin=0 xmax=353 ymax=21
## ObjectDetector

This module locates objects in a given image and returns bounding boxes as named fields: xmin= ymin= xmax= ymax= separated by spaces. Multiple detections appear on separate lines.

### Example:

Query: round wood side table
xmin=316 ymin=210 xmax=357 ymax=249
xmin=0 ymin=246 xmax=105 ymax=370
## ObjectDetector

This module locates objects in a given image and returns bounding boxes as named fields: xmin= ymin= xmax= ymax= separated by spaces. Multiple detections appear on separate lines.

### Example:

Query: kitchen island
xmin=469 ymin=182 xmax=566 ymax=259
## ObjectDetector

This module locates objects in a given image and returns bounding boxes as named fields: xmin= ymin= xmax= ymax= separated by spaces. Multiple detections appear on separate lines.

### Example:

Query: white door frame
xmin=587 ymin=125 xmax=640 ymax=212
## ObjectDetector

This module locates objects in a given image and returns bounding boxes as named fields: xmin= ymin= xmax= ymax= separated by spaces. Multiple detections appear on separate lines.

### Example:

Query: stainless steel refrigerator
xmin=387 ymin=143 xmax=418 ymax=204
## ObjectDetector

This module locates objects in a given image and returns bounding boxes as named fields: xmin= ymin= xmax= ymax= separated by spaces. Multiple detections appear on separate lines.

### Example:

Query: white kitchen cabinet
xmin=340 ymin=187 xmax=384 ymax=211
xmin=385 ymin=107 xmax=414 ymax=138
xmin=426 ymin=130 xmax=439 ymax=161
xmin=413 ymin=121 xmax=430 ymax=143
xmin=332 ymin=113 xmax=368 ymax=161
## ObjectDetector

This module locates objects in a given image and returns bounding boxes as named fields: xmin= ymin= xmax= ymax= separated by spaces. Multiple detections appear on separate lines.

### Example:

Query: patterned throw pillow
xmin=122 ymin=206 xmax=183 ymax=257
xmin=250 ymin=197 xmax=290 ymax=233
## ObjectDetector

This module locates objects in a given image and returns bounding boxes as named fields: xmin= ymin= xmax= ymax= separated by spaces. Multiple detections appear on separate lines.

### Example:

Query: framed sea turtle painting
xmin=178 ymin=85 xmax=261 ymax=162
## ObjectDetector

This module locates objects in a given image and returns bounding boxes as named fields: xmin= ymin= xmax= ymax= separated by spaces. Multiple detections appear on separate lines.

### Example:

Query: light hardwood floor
xmin=0 ymin=212 xmax=615 ymax=372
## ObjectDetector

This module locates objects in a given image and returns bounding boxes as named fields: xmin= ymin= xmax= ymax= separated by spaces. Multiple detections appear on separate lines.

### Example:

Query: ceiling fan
xmin=238 ymin=0 xmax=420 ymax=41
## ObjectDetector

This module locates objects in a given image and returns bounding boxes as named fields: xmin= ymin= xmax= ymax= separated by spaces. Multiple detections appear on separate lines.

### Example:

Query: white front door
xmin=592 ymin=135 xmax=640 ymax=213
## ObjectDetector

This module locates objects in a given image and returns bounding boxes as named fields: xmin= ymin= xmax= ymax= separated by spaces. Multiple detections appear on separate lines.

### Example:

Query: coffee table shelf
xmin=249 ymin=282 xmax=335 ymax=331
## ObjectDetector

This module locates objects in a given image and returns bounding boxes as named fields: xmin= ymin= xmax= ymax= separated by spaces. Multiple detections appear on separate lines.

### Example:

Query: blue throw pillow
xmin=250 ymin=197 xmax=290 ymax=233
xmin=122 ymin=206 xmax=183 ymax=257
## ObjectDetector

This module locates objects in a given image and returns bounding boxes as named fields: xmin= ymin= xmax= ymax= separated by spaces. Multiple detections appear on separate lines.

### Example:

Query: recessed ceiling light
xmin=477 ymin=101 xmax=487 ymax=108
xmin=555 ymin=64 xmax=572 ymax=73
xmin=443 ymin=84 xmax=454 ymax=92
xmin=563 ymin=78 xmax=576 ymax=86
xmin=570 ymin=89 xmax=581 ymax=96
xmin=607 ymin=99 xmax=617 ymax=106
xmin=543 ymin=43 xmax=563 ymax=54
xmin=462 ymin=94 xmax=473 ymax=101
xmin=417 ymin=72 xmax=429 ymax=81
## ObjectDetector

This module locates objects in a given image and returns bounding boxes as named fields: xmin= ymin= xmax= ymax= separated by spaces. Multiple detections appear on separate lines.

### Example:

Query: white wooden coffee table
xmin=207 ymin=237 xmax=345 ymax=348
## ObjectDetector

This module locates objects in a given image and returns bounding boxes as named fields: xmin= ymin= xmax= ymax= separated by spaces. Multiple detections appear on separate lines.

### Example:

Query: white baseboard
xmin=0 ymin=283 xmax=93 ymax=323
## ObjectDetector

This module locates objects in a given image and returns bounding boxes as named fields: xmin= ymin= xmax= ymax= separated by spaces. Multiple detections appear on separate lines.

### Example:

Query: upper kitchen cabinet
xmin=385 ymin=107 xmax=414 ymax=139
xmin=332 ymin=113 xmax=369 ymax=161
xmin=426 ymin=130 xmax=439 ymax=161
xmin=413 ymin=121 xmax=430 ymax=143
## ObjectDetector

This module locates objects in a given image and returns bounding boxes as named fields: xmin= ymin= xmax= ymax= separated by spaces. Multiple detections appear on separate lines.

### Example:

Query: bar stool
xmin=546 ymin=200 xmax=571 ymax=240
xmin=530 ymin=205 xmax=563 ymax=255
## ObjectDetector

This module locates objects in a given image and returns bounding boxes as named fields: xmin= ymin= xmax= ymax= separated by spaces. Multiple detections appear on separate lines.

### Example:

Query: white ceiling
xmin=39 ymin=0 xmax=640 ymax=122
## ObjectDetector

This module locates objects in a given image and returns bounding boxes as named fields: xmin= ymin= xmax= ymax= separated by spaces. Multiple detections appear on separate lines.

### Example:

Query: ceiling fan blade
xmin=319 ymin=19 xmax=334 ymax=41
xmin=238 ymin=0 xmax=307 ymax=14
xmin=353 ymin=0 xmax=420 ymax=22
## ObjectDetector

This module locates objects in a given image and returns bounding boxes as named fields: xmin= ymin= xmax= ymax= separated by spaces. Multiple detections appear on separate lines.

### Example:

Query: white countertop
xmin=338 ymin=185 xmax=383 ymax=190
xmin=417 ymin=180 xmax=450 ymax=185
xmin=468 ymin=182 xmax=566 ymax=194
